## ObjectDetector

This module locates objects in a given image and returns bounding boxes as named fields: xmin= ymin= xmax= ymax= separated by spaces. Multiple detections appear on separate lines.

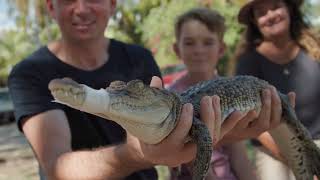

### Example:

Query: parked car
xmin=0 ymin=87 xmax=14 ymax=124
xmin=161 ymin=63 xmax=187 ymax=88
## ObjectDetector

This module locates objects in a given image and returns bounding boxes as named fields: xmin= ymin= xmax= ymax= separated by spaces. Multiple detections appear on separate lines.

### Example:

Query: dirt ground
xmin=0 ymin=123 xmax=38 ymax=180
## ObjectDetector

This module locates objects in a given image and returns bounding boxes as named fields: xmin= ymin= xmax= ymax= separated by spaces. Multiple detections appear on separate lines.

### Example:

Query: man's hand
xmin=256 ymin=91 xmax=296 ymax=163
xmin=124 ymin=76 xmax=197 ymax=167
xmin=216 ymin=86 xmax=296 ymax=146
xmin=126 ymin=102 xmax=197 ymax=167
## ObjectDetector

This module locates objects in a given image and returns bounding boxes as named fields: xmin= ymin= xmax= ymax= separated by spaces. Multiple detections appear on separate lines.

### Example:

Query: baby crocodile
xmin=48 ymin=75 xmax=320 ymax=180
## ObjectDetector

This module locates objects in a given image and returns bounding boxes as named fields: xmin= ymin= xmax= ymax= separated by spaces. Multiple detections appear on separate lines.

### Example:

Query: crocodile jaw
xmin=54 ymin=85 xmax=111 ymax=114
xmin=49 ymin=78 xmax=178 ymax=144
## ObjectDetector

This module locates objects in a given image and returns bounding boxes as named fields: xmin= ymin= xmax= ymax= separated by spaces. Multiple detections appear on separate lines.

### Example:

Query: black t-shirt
xmin=236 ymin=49 xmax=320 ymax=140
xmin=8 ymin=39 xmax=161 ymax=180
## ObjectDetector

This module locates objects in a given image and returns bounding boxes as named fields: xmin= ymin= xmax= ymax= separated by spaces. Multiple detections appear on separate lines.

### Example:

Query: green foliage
xmin=5 ymin=0 xmax=51 ymax=31
xmin=156 ymin=165 xmax=170 ymax=180
xmin=212 ymin=2 xmax=244 ymax=75
xmin=139 ymin=0 xmax=199 ymax=67
xmin=107 ymin=0 xmax=167 ymax=44
xmin=0 ymin=23 xmax=60 ymax=86
xmin=0 ymin=30 xmax=36 ymax=86
xmin=0 ymin=1 xmax=59 ymax=86
xmin=38 ymin=23 xmax=61 ymax=44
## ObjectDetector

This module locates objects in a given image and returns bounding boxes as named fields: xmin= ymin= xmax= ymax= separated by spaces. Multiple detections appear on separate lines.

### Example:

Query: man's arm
xmin=255 ymin=92 xmax=297 ymax=163
xmin=256 ymin=132 xmax=286 ymax=162
xmin=22 ymin=109 xmax=152 ymax=179
xmin=22 ymin=102 xmax=199 ymax=179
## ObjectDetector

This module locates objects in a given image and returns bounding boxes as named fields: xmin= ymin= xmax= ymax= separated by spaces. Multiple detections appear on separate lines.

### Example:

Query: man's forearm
xmin=49 ymin=143 xmax=152 ymax=179
xmin=257 ymin=132 xmax=286 ymax=162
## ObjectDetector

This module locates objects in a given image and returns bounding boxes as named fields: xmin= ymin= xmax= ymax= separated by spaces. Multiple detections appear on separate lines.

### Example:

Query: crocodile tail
xmin=190 ymin=117 xmax=213 ymax=180
xmin=307 ymin=141 xmax=320 ymax=178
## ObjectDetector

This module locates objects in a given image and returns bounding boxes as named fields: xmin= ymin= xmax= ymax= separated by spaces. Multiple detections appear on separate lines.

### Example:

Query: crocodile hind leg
xmin=306 ymin=141 xmax=320 ymax=179
xmin=189 ymin=117 xmax=213 ymax=180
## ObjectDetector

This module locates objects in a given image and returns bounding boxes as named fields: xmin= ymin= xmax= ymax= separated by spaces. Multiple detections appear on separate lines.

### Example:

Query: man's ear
xmin=46 ymin=0 xmax=57 ymax=19
xmin=173 ymin=42 xmax=181 ymax=59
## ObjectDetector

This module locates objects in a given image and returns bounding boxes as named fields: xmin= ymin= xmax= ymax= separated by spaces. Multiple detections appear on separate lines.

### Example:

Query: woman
xmin=234 ymin=0 xmax=320 ymax=179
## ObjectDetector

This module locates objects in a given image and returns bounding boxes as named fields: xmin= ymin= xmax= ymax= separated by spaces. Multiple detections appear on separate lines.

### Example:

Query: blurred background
xmin=0 ymin=0 xmax=319 ymax=179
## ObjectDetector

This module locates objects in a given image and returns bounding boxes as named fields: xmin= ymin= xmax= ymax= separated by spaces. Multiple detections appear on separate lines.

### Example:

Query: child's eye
xmin=87 ymin=0 xmax=103 ymax=3
xmin=203 ymin=38 xmax=215 ymax=46
xmin=184 ymin=42 xmax=194 ymax=46
xmin=204 ymin=41 xmax=214 ymax=46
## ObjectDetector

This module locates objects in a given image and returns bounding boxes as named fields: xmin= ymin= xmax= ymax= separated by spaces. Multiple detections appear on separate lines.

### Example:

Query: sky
xmin=0 ymin=0 xmax=15 ymax=31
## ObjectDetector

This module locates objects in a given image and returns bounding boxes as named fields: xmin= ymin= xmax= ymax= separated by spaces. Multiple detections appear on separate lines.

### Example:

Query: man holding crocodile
xmin=8 ymin=0 xmax=292 ymax=179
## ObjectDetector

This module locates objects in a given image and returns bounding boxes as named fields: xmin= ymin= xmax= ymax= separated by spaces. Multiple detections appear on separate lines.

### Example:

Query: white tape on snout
xmin=80 ymin=85 xmax=110 ymax=113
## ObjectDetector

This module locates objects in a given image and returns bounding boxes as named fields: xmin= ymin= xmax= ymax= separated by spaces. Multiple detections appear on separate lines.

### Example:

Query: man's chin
xmin=69 ymin=33 xmax=100 ymax=42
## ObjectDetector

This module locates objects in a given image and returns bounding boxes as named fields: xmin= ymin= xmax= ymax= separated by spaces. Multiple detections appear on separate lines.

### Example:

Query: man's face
xmin=47 ymin=0 xmax=116 ymax=42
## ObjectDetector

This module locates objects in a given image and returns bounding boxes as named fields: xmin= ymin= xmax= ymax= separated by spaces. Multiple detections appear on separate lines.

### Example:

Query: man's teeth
xmin=74 ymin=22 xmax=92 ymax=26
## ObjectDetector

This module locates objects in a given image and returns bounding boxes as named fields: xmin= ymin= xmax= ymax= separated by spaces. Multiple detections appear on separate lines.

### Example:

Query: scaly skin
xmin=48 ymin=75 xmax=320 ymax=180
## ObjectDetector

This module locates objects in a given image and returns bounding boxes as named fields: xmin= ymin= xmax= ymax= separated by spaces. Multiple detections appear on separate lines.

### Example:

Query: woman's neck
xmin=48 ymin=38 xmax=110 ymax=70
xmin=257 ymin=37 xmax=300 ymax=64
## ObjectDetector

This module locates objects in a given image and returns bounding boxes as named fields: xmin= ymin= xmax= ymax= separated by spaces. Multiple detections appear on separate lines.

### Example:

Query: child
xmin=168 ymin=8 xmax=257 ymax=180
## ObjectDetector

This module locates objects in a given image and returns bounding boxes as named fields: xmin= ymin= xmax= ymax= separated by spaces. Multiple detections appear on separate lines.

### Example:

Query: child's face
xmin=174 ymin=19 xmax=224 ymax=74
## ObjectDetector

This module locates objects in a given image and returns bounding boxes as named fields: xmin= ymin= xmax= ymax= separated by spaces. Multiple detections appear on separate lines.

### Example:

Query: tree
xmin=107 ymin=0 xmax=170 ymax=44
xmin=0 ymin=0 xmax=59 ymax=86
xmin=0 ymin=30 xmax=35 ymax=86
xmin=5 ymin=0 xmax=58 ymax=45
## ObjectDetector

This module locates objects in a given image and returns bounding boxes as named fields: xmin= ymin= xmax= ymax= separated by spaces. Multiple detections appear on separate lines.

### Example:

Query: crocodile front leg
xmin=190 ymin=117 xmax=213 ymax=180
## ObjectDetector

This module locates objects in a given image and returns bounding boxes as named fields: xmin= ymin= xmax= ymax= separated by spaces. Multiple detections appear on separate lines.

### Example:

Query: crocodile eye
xmin=108 ymin=81 xmax=126 ymax=92
xmin=135 ymin=81 xmax=144 ymax=90
xmin=126 ymin=80 xmax=145 ymax=93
